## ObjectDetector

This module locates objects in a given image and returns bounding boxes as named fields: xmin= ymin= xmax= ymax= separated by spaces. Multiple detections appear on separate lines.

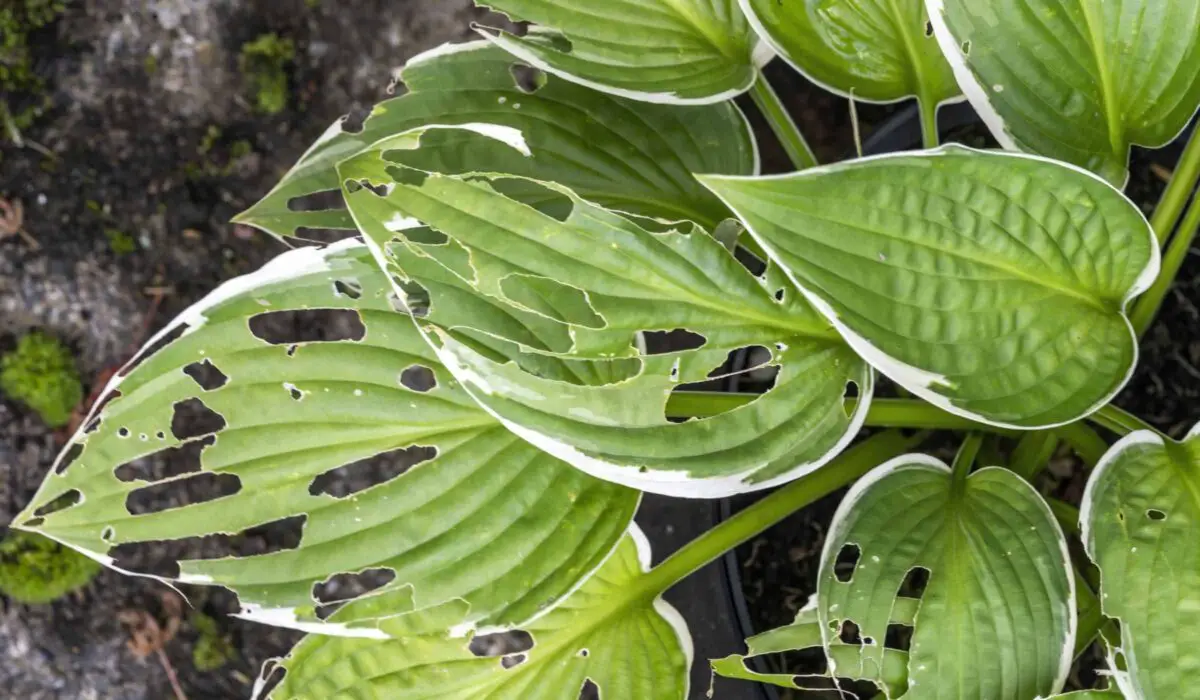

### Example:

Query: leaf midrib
xmin=1078 ymin=0 xmax=1125 ymax=160
xmin=657 ymin=0 xmax=748 ymax=62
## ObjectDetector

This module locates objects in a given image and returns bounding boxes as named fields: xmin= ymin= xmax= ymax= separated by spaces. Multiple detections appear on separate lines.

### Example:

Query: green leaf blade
xmin=702 ymin=145 xmax=1159 ymax=429
xmin=1082 ymin=425 xmax=1200 ymax=700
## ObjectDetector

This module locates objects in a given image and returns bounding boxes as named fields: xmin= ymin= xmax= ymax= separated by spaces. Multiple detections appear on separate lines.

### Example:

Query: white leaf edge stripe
xmin=740 ymin=0 xmax=968 ymax=111
xmin=350 ymin=120 xmax=875 ymax=498
xmin=1077 ymin=422 xmax=1200 ymax=700
xmin=247 ymin=523 xmax=694 ymax=699
xmin=475 ymin=26 xmax=768 ymax=107
xmin=818 ymin=454 xmax=1078 ymax=691
xmin=925 ymin=0 xmax=1200 ymax=190
xmin=702 ymin=144 xmax=1162 ymax=431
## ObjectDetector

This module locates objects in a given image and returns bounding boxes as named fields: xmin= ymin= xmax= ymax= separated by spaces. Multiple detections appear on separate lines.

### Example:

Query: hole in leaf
xmin=925 ymin=20 xmax=933 ymax=37
xmin=380 ymin=166 xmax=427 ymax=189
xmin=469 ymin=630 xmax=534 ymax=657
xmin=1147 ymin=509 xmax=1167 ymax=521
xmin=774 ymin=287 xmax=785 ymax=302
xmin=125 ymin=472 xmax=242 ymax=515
xmin=34 ymin=489 xmax=83 ymax=518
xmin=333 ymin=279 xmax=362 ymax=300
xmin=55 ymin=442 xmax=85 ymax=475
xmin=579 ymin=679 xmax=599 ymax=700
xmin=308 ymin=445 xmax=437 ymax=498
xmin=395 ymin=279 xmax=430 ymax=317
xmin=886 ymin=622 xmax=914 ymax=651
xmin=838 ymin=619 xmax=863 ymax=645
xmin=834 ymin=544 xmax=861 ymax=583
xmin=184 ymin=359 xmax=229 ymax=391
xmin=509 ymin=63 xmax=546 ymax=93
xmin=641 ymin=329 xmax=706 ymax=355
xmin=900 ymin=566 xmax=931 ymax=599
xmin=110 ymin=515 xmax=306 ymax=578
xmin=961 ymin=40 xmax=971 ymax=55
xmin=101 ymin=526 xmax=115 ymax=542
xmin=501 ymin=654 xmax=526 ymax=669
xmin=1116 ymin=510 xmax=1126 ymax=523
xmin=119 ymin=325 xmax=187 ymax=379
xmin=400 ymin=365 xmax=436 ymax=392
xmin=286 ymin=190 xmax=344 ymax=213
xmin=171 ymin=398 xmax=227 ymax=440
xmin=312 ymin=567 xmax=397 ymax=608
xmin=578 ymin=648 xmax=589 ymax=658
xmin=115 ymin=435 xmax=215 ymax=482
xmin=249 ymin=309 xmax=366 ymax=344
xmin=341 ymin=106 xmax=371 ymax=134
xmin=486 ymin=177 xmax=574 ymax=221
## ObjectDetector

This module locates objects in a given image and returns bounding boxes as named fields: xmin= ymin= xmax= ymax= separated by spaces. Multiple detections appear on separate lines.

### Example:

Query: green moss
xmin=105 ymin=227 xmax=137 ymax=255
xmin=239 ymin=33 xmax=295 ymax=116
xmin=0 ymin=331 xmax=82 ymax=428
xmin=191 ymin=613 xmax=236 ymax=671
xmin=0 ymin=0 xmax=65 ymax=138
xmin=0 ymin=530 xmax=100 ymax=604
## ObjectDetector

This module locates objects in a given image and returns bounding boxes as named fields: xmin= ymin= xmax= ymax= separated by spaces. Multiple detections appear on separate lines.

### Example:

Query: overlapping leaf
xmin=477 ymin=0 xmax=759 ymax=104
xmin=335 ymin=126 xmax=873 ymax=497
xmin=14 ymin=241 xmax=637 ymax=633
xmin=234 ymin=41 xmax=756 ymax=239
xmin=703 ymin=145 xmax=1159 ymax=429
xmin=928 ymin=0 xmax=1200 ymax=185
xmin=264 ymin=528 xmax=690 ymax=699
xmin=815 ymin=455 xmax=1075 ymax=699
xmin=739 ymin=0 xmax=958 ymax=105
xmin=1081 ymin=424 xmax=1200 ymax=699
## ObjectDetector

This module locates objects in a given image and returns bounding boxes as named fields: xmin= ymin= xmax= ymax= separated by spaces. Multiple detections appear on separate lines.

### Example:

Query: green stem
xmin=640 ymin=430 xmax=924 ymax=595
xmin=1131 ymin=190 xmax=1200 ymax=336
xmin=749 ymin=71 xmax=819 ymax=170
xmin=950 ymin=432 xmax=983 ymax=491
xmin=1149 ymin=126 xmax=1200 ymax=246
xmin=1089 ymin=404 xmax=1168 ymax=439
xmin=918 ymin=94 xmax=940 ymax=149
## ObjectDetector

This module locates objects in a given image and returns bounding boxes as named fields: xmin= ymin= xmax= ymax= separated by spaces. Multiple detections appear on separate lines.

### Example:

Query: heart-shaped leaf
xmin=817 ymin=455 xmax=1075 ymax=699
xmin=337 ymin=127 xmax=873 ymax=497
xmin=739 ymin=0 xmax=959 ymax=105
xmin=234 ymin=41 xmax=757 ymax=239
xmin=477 ymin=0 xmax=760 ymax=104
xmin=14 ymin=241 xmax=637 ymax=634
xmin=928 ymin=0 xmax=1200 ymax=185
xmin=702 ymin=145 xmax=1160 ymax=429
xmin=1081 ymin=424 xmax=1200 ymax=699
xmin=263 ymin=527 xmax=690 ymax=699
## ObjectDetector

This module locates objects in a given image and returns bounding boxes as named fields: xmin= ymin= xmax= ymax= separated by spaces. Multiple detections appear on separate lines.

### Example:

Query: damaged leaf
xmin=703 ymin=145 xmax=1159 ymax=429
xmin=234 ymin=41 xmax=756 ymax=239
xmin=14 ymin=241 xmax=638 ymax=633
xmin=1081 ymin=424 xmax=1200 ymax=699
xmin=477 ymin=0 xmax=760 ymax=104
xmin=338 ymin=129 xmax=873 ymax=497
xmin=815 ymin=453 xmax=1075 ymax=699
xmin=265 ymin=527 xmax=690 ymax=699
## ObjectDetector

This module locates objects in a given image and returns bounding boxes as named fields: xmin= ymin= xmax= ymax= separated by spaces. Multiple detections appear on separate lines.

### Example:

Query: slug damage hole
xmin=54 ymin=442 xmax=85 ymax=475
xmin=184 ymin=359 xmax=229 ymax=391
xmin=33 ymin=489 xmax=83 ymax=518
xmin=308 ymin=445 xmax=437 ymax=499
xmin=834 ymin=544 xmax=861 ymax=583
xmin=641 ymin=329 xmax=706 ymax=355
xmin=115 ymin=435 xmax=215 ymax=482
xmin=579 ymin=679 xmax=600 ymax=700
xmin=485 ymin=177 xmax=574 ymax=222
xmin=110 ymin=514 xmax=306 ymax=578
xmin=1147 ymin=509 xmax=1167 ymax=521
xmin=171 ymin=398 xmax=227 ymax=440
xmin=125 ymin=472 xmax=242 ymax=515
xmin=249 ymin=309 xmax=365 ymax=344
xmin=333 ymin=279 xmax=363 ymax=300
xmin=469 ymin=629 xmax=534 ymax=663
xmin=509 ymin=63 xmax=546 ymax=93
xmin=312 ymin=567 xmax=397 ymax=619
xmin=400 ymin=365 xmax=437 ymax=392
xmin=118 ymin=324 xmax=187 ymax=379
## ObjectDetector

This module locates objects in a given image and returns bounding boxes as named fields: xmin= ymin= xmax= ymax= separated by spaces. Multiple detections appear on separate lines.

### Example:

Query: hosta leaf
xmin=14 ymin=241 xmax=637 ymax=633
xmin=1081 ymin=424 xmax=1200 ymax=699
xmin=337 ymin=127 xmax=873 ymax=497
xmin=264 ymin=527 xmax=690 ymax=699
xmin=817 ymin=455 xmax=1075 ymax=700
xmin=739 ymin=0 xmax=959 ymax=105
xmin=928 ymin=0 xmax=1200 ymax=185
xmin=703 ymin=145 xmax=1160 ymax=429
xmin=477 ymin=0 xmax=759 ymax=104
xmin=234 ymin=41 xmax=756 ymax=239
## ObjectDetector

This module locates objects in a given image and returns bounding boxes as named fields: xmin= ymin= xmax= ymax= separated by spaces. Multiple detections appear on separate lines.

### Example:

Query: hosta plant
xmin=13 ymin=2 xmax=1200 ymax=698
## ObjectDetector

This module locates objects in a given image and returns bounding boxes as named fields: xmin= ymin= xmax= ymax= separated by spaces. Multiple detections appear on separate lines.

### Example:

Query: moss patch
xmin=191 ymin=613 xmax=236 ymax=671
xmin=0 ymin=530 xmax=100 ymax=604
xmin=239 ymin=33 xmax=295 ymax=116
xmin=0 ymin=331 xmax=83 ymax=428
xmin=0 ymin=0 xmax=65 ymax=137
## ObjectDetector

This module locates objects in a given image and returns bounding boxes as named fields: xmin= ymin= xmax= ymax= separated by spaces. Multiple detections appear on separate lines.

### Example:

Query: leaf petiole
xmin=1149 ymin=126 xmax=1200 ymax=247
xmin=749 ymin=70 xmax=819 ymax=170
xmin=1131 ymin=189 xmax=1200 ymax=336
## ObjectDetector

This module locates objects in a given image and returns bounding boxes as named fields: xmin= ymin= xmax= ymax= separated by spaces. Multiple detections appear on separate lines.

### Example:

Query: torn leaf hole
xmin=379 ymin=166 xmax=426 ymax=189
xmin=341 ymin=106 xmax=371 ymax=134
xmin=115 ymin=435 xmax=214 ymax=483
xmin=899 ymin=566 xmax=930 ymax=600
xmin=55 ymin=442 xmax=85 ymax=475
xmin=925 ymin=20 xmax=933 ymax=37
xmin=250 ymin=309 xmax=366 ymax=344
xmin=579 ymin=679 xmax=599 ymax=700
xmin=838 ymin=619 xmax=863 ymax=645
xmin=312 ymin=567 xmax=397 ymax=618
xmin=125 ymin=472 xmax=242 ymax=515
xmin=578 ymin=648 xmax=589 ymax=658
xmin=184 ymin=359 xmax=229 ymax=391
xmin=286 ymin=189 xmax=344 ymax=213
xmin=109 ymin=515 xmax=306 ymax=578
xmin=119 ymin=324 xmax=187 ymax=378
xmin=774 ymin=287 xmax=785 ymax=302
xmin=101 ymin=526 xmax=115 ymax=542
xmin=886 ymin=622 xmax=914 ymax=651
xmin=333 ymin=279 xmax=363 ymax=300
xmin=961 ymin=40 xmax=971 ymax=55
xmin=834 ymin=544 xmax=861 ymax=583
xmin=171 ymin=398 xmax=227 ymax=440
xmin=400 ymin=365 xmax=437 ymax=392
xmin=469 ymin=630 xmax=534 ymax=658
xmin=509 ymin=63 xmax=546 ymax=93
xmin=1147 ymin=509 xmax=1167 ymax=521
xmin=395 ymin=279 xmax=430 ymax=317
xmin=641 ymin=329 xmax=706 ymax=355
xmin=501 ymin=654 xmax=526 ymax=669
xmin=33 ymin=489 xmax=82 ymax=518
xmin=286 ymin=383 xmax=303 ymax=401
xmin=486 ymin=177 xmax=573 ymax=222
xmin=308 ymin=445 xmax=437 ymax=499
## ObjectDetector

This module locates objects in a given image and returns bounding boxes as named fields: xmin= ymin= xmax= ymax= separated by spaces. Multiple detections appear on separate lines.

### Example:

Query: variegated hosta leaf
xmin=234 ymin=41 xmax=756 ymax=239
xmin=477 ymin=0 xmax=760 ymax=104
xmin=1081 ymin=424 xmax=1200 ymax=700
xmin=739 ymin=0 xmax=959 ymax=105
xmin=817 ymin=455 xmax=1075 ymax=700
xmin=13 ymin=241 xmax=638 ymax=633
xmin=702 ymin=145 xmax=1160 ymax=429
xmin=928 ymin=0 xmax=1200 ymax=185
xmin=336 ymin=129 xmax=873 ymax=497
xmin=265 ymin=528 xmax=690 ymax=699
